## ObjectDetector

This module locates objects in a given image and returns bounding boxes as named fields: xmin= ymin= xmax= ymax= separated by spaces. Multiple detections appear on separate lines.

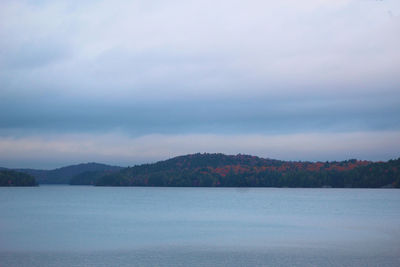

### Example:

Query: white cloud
xmin=1 ymin=0 xmax=399 ymax=98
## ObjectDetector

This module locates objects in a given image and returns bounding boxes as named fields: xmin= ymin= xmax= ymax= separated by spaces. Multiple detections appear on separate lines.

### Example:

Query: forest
xmin=70 ymin=153 xmax=400 ymax=188
xmin=0 ymin=170 xmax=37 ymax=186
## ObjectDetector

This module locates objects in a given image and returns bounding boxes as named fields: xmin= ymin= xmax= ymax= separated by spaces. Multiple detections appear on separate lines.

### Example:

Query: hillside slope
xmin=94 ymin=153 xmax=399 ymax=188
xmin=13 ymin=163 xmax=122 ymax=184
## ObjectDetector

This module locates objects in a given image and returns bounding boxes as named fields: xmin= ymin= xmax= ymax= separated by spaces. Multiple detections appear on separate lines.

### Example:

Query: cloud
xmin=0 ymin=131 xmax=399 ymax=169
xmin=1 ymin=0 xmax=399 ymax=96
xmin=0 ymin=0 xmax=399 ymax=167
xmin=0 ymin=88 xmax=399 ymax=136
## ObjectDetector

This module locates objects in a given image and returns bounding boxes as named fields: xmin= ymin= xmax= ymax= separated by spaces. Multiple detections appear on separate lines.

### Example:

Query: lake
xmin=0 ymin=186 xmax=399 ymax=266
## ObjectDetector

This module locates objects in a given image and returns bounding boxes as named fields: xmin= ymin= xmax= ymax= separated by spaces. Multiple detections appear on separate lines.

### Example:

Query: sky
xmin=0 ymin=0 xmax=399 ymax=169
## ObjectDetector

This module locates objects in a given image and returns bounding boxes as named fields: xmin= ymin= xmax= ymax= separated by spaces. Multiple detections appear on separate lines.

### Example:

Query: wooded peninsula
xmin=0 ymin=170 xmax=37 ymax=186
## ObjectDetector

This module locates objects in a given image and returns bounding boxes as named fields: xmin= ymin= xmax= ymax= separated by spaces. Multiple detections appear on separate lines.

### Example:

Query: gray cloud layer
xmin=1 ymin=0 xmax=399 ymax=167
xmin=0 ymin=90 xmax=399 ymax=136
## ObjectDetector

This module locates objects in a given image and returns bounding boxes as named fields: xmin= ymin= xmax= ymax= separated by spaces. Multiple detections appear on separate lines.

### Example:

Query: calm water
xmin=0 ymin=186 xmax=399 ymax=266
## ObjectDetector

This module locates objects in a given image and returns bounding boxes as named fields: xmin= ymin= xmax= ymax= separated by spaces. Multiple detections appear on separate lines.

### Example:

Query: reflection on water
xmin=0 ymin=186 xmax=399 ymax=266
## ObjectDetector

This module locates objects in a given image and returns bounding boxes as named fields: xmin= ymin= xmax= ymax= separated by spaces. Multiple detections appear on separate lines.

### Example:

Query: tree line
xmin=69 ymin=153 xmax=400 ymax=188
xmin=0 ymin=170 xmax=37 ymax=186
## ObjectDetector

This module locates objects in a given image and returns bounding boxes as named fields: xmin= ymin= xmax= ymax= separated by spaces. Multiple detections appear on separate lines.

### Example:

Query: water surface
xmin=1 ymin=186 xmax=399 ymax=266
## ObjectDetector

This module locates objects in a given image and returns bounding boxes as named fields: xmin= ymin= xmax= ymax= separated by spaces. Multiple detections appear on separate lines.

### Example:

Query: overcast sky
xmin=1 ymin=0 xmax=399 ymax=169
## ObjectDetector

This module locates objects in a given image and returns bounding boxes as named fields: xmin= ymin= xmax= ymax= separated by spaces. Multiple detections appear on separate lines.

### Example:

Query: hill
xmin=0 ymin=170 xmax=37 ymax=186
xmin=93 ymin=153 xmax=400 ymax=188
xmin=70 ymin=170 xmax=122 ymax=185
xmin=12 ymin=163 xmax=122 ymax=184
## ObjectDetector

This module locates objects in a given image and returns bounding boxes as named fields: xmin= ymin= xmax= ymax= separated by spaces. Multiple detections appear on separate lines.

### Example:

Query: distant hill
xmin=3 ymin=154 xmax=399 ymax=187
xmin=0 ymin=170 xmax=37 ymax=186
xmin=70 ymin=170 xmax=121 ymax=185
xmin=93 ymin=153 xmax=400 ymax=188
xmin=9 ymin=163 xmax=123 ymax=184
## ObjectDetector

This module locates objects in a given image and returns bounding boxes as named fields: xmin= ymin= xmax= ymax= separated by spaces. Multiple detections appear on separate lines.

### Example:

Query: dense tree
xmin=92 ymin=153 xmax=400 ymax=188
xmin=0 ymin=170 xmax=37 ymax=186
